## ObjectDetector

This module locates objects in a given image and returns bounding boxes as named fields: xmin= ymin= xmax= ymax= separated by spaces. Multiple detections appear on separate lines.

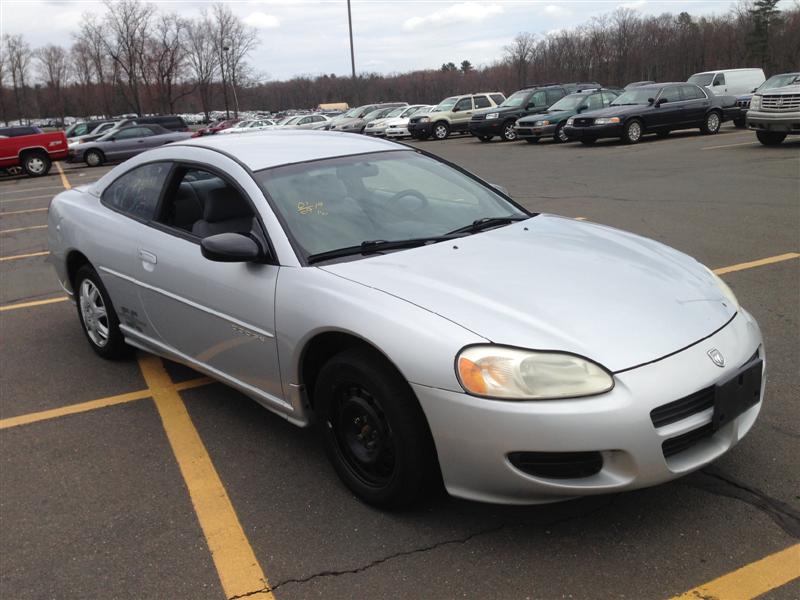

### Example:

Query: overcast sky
xmin=0 ymin=0 xmax=787 ymax=81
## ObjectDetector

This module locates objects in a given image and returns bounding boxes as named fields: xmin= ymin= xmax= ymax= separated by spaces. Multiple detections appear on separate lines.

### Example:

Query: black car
xmin=135 ymin=115 xmax=189 ymax=132
xmin=469 ymin=82 xmax=601 ymax=142
xmin=562 ymin=82 xmax=731 ymax=145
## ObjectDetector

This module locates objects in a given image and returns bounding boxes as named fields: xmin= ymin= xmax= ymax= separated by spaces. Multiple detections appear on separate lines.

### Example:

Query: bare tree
xmin=76 ymin=14 xmax=117 ymax=116
xmin=504 ymin=32 xmax=536 ymax=88
xmin=4 ymin=34 xmax=33 ymax=123
xmin=145 ymin=13 xmax=190 ymax=114
xmin=211 ymin=3 xmax=258 ymax=118
xmin=185 ymin=14 xmax=219 ymax=122
xmin=0 ymin=42 xmax=8 ymax=125
xmin=36 ymin=45 xmax=70 ymax=123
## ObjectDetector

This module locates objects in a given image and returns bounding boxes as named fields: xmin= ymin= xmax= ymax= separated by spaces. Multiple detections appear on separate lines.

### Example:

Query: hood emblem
xmin=707 ymin=348 xmax=725 ymax=368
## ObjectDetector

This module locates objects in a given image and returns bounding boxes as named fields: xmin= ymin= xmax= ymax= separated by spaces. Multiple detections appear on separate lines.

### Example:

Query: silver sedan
xmin=48 ymin=131 xmax=764 ymax=507
xmin=67 ymin=124 xmax=193 ymax=167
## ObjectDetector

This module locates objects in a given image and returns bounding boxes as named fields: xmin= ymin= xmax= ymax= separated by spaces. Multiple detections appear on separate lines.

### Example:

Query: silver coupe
xmin=48 ymin=131 xmax=765 ymax=507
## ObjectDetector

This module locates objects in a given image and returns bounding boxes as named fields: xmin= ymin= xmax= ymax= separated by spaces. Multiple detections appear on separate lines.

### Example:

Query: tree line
xmin=0 ymin=0 xmax=797 ymax=124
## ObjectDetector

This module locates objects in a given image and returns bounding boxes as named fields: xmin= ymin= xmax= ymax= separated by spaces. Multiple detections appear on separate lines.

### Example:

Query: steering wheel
xmin=386 ymin=189 xmax=428 ymax=215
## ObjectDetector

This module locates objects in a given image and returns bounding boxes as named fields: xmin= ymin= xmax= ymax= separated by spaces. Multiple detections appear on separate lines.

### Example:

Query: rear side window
xmin=102 ymin=162 xmax=171 ymax=222
xmin=474 ymin=96 xmax=491 ymax=109
xmin=585 ymin=94 xmax=603 ymax=110
xmin=546 ymin=89 xmax=564 ymax=105
xmin=659 ymin=86 xmax=681 ymax=103
xmin=680 ymin=85 xmax=706 ymax=100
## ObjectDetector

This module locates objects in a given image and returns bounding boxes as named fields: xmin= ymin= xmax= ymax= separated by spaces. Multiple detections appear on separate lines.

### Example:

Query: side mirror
xmin=452 ymin=106 xmax=460 ymax=112
xmin=751 ymin=87 xmax=758 ymax=93
xmin=577 ymin=104 xmax=588 ymax=113
xmin=713 ymin=80 xmax=722 ymax=86
xmin=647 ymin=97 xmax=656 ymax=105
xmin=201 ymin=233 xmax=262 ymax=263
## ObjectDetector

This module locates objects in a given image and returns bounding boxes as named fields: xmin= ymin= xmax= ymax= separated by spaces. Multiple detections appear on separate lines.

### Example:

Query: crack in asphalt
xmin=688 ymin=466 xmax=800 ymax=538
xmin=230 ymin=496 xmax=616 ymax=598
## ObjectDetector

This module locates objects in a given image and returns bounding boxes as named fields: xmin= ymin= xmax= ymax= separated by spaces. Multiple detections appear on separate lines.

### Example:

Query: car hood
xmin=519 ymin=110 xmax=572 ymax=124
xmin=320 ymin=215 xmax=735 ymax=372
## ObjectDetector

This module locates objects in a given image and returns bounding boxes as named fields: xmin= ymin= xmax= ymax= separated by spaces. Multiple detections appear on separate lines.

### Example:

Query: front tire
xmin=85 ymin=149 xmax=104 ymax=167
xmin=554 ymin=123 xmax=569 ymax=143
xmin=315 ymin=347 xmax=438 ymax=507
xmin=701 ymin=111 xmax=721 ymax=135
xmin=74 ymin=265 xmax=130 ymax=359
xmin=501 ymin=121 xmax=517 ymax=141
xmin=756 ymin=131 xmax=787 ymax=146
xmin=432 ymin=121 xmax=449 ymax=140
xmin=21 ymin=152 xmax=51 ymax=177
xmin=477 ymin=135 xmax=493 ymax=142
xmin=622 ymin=119 xmax=643 ymax=144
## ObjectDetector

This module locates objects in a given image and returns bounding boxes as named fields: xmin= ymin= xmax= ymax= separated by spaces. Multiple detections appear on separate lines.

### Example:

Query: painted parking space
xmin=0 ymin=133 xmax=798 ymax=600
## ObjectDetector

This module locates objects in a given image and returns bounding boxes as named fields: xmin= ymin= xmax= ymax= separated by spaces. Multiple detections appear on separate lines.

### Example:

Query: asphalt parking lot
xmin=1 ymin=125 xmax=798 ymax=599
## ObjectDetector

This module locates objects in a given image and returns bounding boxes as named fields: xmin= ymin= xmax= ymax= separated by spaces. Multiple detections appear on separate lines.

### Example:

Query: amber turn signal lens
xmin=458 ymin=357 xmax=487 ymax=394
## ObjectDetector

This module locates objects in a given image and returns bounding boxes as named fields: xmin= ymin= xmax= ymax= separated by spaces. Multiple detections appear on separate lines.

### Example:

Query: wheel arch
xmin=17 ymin=145 xmax=49 ymax=160
xmin=66 ymin=249 xmax=92 ymax=292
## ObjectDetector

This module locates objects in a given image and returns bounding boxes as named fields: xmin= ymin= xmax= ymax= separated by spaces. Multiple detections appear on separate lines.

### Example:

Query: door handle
xmin=138 ymin=249 xmax=157 ymax=264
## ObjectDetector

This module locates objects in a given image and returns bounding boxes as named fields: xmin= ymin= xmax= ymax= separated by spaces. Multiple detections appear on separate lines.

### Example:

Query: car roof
xmin=175 ymin=130 xmax=403 ymax=171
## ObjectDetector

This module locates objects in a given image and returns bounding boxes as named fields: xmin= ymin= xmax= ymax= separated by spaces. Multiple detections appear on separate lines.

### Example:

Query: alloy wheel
xmin=707 ymin=113 xmax=720 ymax=133
xmin=26 ymin=157 xmax=45 ymax=174
xmin=627 ymin=121 xmax=642 ymax=143
xmin=79 ymin=279 xmax=110 ymax=347
xmin=503 ymin=123 xmax=517 ymax=141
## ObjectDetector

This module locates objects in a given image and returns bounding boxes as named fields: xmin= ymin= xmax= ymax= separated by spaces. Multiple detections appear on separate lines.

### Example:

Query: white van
xmin=687 ymin=68 xmax=766 ymax=96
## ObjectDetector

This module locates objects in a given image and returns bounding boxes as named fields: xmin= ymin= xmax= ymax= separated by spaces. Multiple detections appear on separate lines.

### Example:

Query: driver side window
xmin=102 ymin=162 xmax=171 ymax=222
xmin=454 ymin=98 xmax=472 ymax=111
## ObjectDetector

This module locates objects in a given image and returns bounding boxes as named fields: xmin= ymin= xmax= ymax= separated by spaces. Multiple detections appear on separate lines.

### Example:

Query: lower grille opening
xmin=508 ymin=451 xmax=603 ymax=479
xmin=662 ymin=423 xmax=714 ymax=458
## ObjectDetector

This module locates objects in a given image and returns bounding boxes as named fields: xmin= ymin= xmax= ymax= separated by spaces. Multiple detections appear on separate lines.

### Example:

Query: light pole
xmin=347 ymin=0 xmax=357 ymax=104
xmin=222 ymin=44 xmax=240 ymax=118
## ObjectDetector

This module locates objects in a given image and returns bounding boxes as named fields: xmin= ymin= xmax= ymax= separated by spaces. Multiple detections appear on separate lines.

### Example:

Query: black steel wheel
xmin=315 ymin=347 xmax=439 ymax=507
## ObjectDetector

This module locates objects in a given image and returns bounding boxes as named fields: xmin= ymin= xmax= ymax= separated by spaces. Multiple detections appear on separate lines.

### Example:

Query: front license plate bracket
xmin=712 ymin=358 xmax=762 ymax=431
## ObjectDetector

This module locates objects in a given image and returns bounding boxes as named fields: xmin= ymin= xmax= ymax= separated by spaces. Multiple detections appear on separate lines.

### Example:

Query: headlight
xmin=706 ymin=267 xmax=739 ymax=310
xmin=594 ymin=117 xmax=621 ymax=125
xmin=418 ymin=117 xmax=430 ymax=123
xmin=566 ymin=118 xmax=575 ymax=125
xmin=456 ymin=346 xmax=614 ymax=400
xmin=534 ymin=120 xmax=550 ymax=126
xmin=485 ymin=112 xmax=499 ymax=120
xmin=750 ymin=95 xmax=761 ymax=110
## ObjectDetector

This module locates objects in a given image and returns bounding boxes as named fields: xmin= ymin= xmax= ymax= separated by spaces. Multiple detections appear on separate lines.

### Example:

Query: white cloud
xmin=619 ymin=0 xmax=646 ymax=9
xmin=543 ymin=4 xmax=572 ymax=18
xmin=403 ymin=2 xmax=504 ymax=32
xmin=243 ymin=11 xmax=280 ymax=29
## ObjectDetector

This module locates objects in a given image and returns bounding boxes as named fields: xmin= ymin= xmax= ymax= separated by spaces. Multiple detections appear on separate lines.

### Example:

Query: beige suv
xmin=407 ymin=92 xmax=505 ymax=140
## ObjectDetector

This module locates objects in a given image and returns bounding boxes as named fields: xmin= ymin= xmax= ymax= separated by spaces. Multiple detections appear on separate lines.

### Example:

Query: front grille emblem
xmin=707 ymin=348 xmax=725 ymax=368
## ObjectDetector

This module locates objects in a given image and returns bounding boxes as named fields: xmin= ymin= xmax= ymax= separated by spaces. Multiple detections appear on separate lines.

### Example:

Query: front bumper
xmin=365 ymin=126 xmax=387 ymax=137
xmin=563 ymin=123 xmax=623 ymax=140
xmin=414 ymin=310 xmax=764 ymax=504
xmin=747 ymin=110 xmax=800 ymax=134
xmin=468 ymin=120 xmax=503 ymax=136
xmin=515 ymin=123 xmax=556 ymax=139
xmin=408 ymin=122 xmax=433 ymax=138
xmin=385 ymin=127 xmax=410 ymax=138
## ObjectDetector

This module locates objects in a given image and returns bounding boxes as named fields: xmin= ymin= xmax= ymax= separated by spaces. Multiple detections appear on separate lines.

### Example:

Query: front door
xmin=451 ymin=97 xmax=474 ymax=131
xmin=135 ymin=164 xmax=286 ymax=408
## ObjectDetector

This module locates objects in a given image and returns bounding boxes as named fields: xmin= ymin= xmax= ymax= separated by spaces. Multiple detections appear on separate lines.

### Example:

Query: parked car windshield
xmin=548 ymin=94 xmax=585 ymax=111
xmin=256 ymin=150 xmax=527 ymax=259
xmin=385 ymin=107 xmax=406 ymax=118
xmin=499 ymin=91 xmax=529 ymax=108
xmin=610 ymin=88 xmax=656 ymax=106
xmin=341 ymin=107 xmax=361 ymax=118
xmin=688 ymin=73 xmax=714 ymax=86
xmin=433 ymin=97 xmax=458 ymax=112
xmin=759 ymin=73 xmax=800 ymax=91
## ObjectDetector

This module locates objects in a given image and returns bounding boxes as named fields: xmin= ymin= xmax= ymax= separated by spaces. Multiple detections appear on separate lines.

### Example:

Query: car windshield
xmin=500 ymin=91 xmax=529 ymax=108
xmin=237 ymin=120 xmax=253 ymax=128
xmin=386 ymin=107 xmax=406 ymax=118
xmin=433 ymin=97 xmax=457 ymax=112
xmin=412 ymin=106 xmax=433 ymax=115
xmin=256 ymin=150 xmax=527 ymax=261
xmin=688 ymin=73 xmax=714 ymax=86
xmin=759 ymin=73 xmax=800 ymax=91
xmin=281 ymin=116 xmax=302 ymax=126
xmin=341 ymin=107 xmax=361 ymax=118
xmin=548 ymin=94 xmax=585 ymax=111
xmin=610 ymin=89 xmax=656 ymax=106
xmin=364 ymin=109 xmax=386 ymax=120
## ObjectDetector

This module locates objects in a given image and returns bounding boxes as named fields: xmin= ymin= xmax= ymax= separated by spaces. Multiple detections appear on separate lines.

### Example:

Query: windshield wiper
xmin=446 ymin=215 xmax=528 ymax=236
xmin=306 ymin=236 xmax=458 ymax=265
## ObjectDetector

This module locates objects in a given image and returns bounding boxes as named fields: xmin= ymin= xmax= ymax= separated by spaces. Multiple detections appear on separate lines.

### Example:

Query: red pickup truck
xmin=0 ymin=126 xmax=69 ymax=177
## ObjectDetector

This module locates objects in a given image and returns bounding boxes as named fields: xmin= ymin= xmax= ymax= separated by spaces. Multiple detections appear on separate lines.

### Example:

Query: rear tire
xmin=432 ymin=121 xmax=450 ymax=140
xmin=501 ymin=121 xmax=517 ymax=141
xmin=622 ymin=119 xmax=643 ymax=144
xmin=477 ymin=135 xmax=493 ymax=142
xmin=756 ymin=131 xmax=787 ymax=146
xmin=701 ymin=111 xmax=721 ymax=135
xmin=74 ymin=265 xmax=131 ymax=359
xmin=85 ymin=149 xmax=104 ymax=167
xmin=21 ymin=152 xmax=51 ymax=177
xmin=315 ymin=347 xmax=438 ymax=508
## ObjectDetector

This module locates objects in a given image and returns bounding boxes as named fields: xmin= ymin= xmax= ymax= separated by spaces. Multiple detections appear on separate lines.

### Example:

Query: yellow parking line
xmin=671 ymin=543 xmax=800 ymax=600
xmin=55 ymin=161 xmax=71 ymax=190
xmin=0 ymin=250 xmax=49 ymax=262
xmin=702 ymin=141 xmax=759 ymax=150
xmin=138 ymin=354 xmax=273 ymax=599
xmin=0 ymin=194 xmax=56 ymax=204
xmin=0 ymin=389 xmax=153 ymax=430
xmin=714 ymin=252 xmax=800 ymax=275
xmin=0 ymin=225 xmax=47 ymax=235
xmin=0 ymin=296 xmax=68 ymax=312
xmin=0 ymin=207 xmax=48 ymax=216
xmin=0 ymin=184 xmax=63 ymax=194
xmin=575 ymin=216 xmax=587 ymax=221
